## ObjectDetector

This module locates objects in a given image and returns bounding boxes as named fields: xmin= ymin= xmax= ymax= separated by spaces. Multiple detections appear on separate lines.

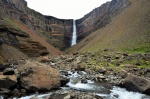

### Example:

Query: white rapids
xmin=1 ymin=71 xmax=150 ymax=99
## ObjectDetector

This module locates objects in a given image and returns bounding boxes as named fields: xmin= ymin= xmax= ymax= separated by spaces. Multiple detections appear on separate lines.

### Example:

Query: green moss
xmin=3 ymin=18 xmax=24 ymax=32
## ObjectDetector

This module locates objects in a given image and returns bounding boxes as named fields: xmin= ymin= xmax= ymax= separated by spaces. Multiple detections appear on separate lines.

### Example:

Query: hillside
xmin=0 ymin=0 xmax=74 ymax=61
xmin=71 ymin=0 xmax=150 ymax=53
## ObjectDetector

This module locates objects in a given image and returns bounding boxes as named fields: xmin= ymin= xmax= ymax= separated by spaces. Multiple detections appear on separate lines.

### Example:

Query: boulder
xmin=122 ymin=75 xmax=150 ymax=95
xmin=60 ymin=77 xmax=70 ymax=87
xmin=75 ymin=64 xmax=85 ymax=71
xmin=17 ymin=61 xmax=60 ymax=92
xmin=3 ymin=68 xmax=15 ymax=75
xmin=0 ymin=75 xmax=17 ymax=89
xmin=12 ymin=89 xmax=20 ymax=98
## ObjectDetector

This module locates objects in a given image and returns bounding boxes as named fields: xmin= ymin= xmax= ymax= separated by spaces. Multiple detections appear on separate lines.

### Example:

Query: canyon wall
xmin=0 ymin=0 xmax=73 ymax=53
xmin=76 ymin=0 xmax=131 ymax=42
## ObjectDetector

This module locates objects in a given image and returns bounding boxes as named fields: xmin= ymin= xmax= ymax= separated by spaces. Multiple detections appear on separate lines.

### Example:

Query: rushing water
xmin=71 ymin=20 xmax=77 ymax=46
xmin=1 ymin=71 xmax=150 ymax=99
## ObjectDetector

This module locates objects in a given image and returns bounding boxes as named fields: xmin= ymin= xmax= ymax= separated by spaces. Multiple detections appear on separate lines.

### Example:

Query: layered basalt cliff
xmin=76 ymin=0 xmax=131 ymax=42
xmin=0 ymin=0 xmax=73 ymax=58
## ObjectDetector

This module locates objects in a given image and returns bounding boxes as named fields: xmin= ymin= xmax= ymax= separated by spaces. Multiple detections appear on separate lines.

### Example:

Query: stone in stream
xmin=49 ymin=91 xmax=103 ymax=99
xmin=61 ymin=77 xmax=70 ymax=86
xmin=12 ymin=89 xmax=20 ymax=98
xmin=81 ymin=79 xmax=88 ymax=84
xmin=122 ymin=75 xmax=150 ymax=95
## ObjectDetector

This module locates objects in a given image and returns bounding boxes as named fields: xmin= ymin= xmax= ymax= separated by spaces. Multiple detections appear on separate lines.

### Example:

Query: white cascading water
xmin=71 ymin=20 xmax=77 ymax=46
xmin=7 ymin=71 xmax=150 ymax=99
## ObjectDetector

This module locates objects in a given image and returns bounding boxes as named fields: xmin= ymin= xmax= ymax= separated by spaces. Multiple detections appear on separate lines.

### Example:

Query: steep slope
xmin=0 ymin=0 xmax=73 ymax=49
xmin=76 ymin=0 xmax=131 ymax=42
xmin=71 ymin=0 xmax=150 ymax=53
xmin=14 ymin=20 xmax=62 ymax=55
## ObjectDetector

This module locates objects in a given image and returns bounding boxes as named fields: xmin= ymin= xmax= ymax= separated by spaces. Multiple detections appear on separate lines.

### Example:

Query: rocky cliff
xmin=0 ymin=0 xmax=73 ymax=59
xmin=76 ymin=0 xmax=131 ymax=42
xmin=0 ymin=0 xmax=73 ymax=53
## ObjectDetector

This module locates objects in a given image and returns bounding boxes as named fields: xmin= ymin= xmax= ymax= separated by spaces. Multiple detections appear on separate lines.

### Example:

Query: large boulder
xmin=17 ymin=61 xmax=60 ymax=92
xmin=0 ymin=75 xmax=17 ymax=89
xmin=122 ymin=75 xmax=150 ymax=95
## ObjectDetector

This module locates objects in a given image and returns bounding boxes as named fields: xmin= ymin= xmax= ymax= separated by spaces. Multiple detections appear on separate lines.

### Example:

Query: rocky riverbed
xmin=0 ymin=50 xmax=150 ymax=98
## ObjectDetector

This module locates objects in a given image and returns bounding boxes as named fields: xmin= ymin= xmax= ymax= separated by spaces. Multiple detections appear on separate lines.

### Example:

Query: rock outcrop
xmin=0 ymin=0 xmax=73 ymax=59
xmin=17 ymin=61 xmax=60 ymax=92
xmin=76 ymin=0 xmax=130 ymax=42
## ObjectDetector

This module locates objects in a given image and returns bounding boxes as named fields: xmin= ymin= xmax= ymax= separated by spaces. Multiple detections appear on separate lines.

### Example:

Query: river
xmin=16 ymin=71 xmax=150 ymax=99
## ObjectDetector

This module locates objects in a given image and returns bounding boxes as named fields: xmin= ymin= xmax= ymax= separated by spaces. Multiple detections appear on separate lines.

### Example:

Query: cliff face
xmin=0 ymin=0 xmax=73 ymax=49
xmin=76 ymin=0 xmax=130 ymax=42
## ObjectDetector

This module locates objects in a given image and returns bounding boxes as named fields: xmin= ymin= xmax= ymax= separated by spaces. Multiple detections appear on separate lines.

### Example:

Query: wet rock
xmin=20 ymin=89 xmax=27 ymax=96
xmin=18 ymin=61 xmax=60 ymax=92
xmin=60 ymin=70 xmax=68 ymax=76
xmin=61 ymin=77 xmax=70 ymax=87
xmin=0 ymin=88 xmax=11 ymax=94
xmin=3 ymin=68 xmax=14 ymax=75
xmin=31 ymin=96 xmax=39 ymax=99
xmin=81 ymin=79 xmax=88 ymax=84
xmin=49 ymin=93 xmax=68 ymax=99
xmin=113 ymin=94 xmax=119 ymax=98
xmin=12 ymin=89 xmax=20 ymax=98
xmin=122 ymin=75 xmax=150 ymax=95
xmin=0 ymin=75 xmax=17 ymax=89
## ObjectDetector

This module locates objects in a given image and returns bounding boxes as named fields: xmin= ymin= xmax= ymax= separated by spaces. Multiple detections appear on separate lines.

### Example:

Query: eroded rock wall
xmin=0 ymin=0 xmax=73 ymax=51
xmin=76 ymin=0 xmax=131 ymax=42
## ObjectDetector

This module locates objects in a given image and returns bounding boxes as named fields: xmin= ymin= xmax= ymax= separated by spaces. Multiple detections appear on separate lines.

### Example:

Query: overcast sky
xmin=25 ymin=0 xmax=111 ymax=19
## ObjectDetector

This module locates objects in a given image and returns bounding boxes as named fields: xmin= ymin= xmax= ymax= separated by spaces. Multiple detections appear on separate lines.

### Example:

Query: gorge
xmin=0 ymin=0 xmax=150 ymax=99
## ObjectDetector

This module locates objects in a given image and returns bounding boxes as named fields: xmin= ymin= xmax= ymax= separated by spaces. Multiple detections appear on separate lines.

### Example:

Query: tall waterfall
xmin=71 ymin=20 xmax=77 ymax=46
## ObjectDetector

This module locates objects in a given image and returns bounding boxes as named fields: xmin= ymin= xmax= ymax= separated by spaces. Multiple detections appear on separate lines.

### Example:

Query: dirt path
xmin=14 ymin=20 xmax=62 ymax=55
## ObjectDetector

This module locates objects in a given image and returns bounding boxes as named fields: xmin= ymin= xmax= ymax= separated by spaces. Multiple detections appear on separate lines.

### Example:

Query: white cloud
xmin=25 ymin=0 xmax=111 ymax=19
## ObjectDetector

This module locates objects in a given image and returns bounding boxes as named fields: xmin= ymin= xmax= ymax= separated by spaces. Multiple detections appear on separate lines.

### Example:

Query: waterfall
xmin=71 ymin=20 xmax=77 ymax=46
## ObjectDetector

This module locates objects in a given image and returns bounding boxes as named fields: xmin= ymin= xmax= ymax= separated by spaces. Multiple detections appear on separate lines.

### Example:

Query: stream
xmin=15 ymin=71 xmax=150 ymax=99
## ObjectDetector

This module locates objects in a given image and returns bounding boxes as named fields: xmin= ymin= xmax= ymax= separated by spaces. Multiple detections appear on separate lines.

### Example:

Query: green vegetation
xmin=80 ymin=49 xmax=150 ymax=72
xmin=3 ymin=18 xmax=24 ymax=32
xmin=71 ymin=0 xmax=150 ymax=55
xmin=125 ymin=45 xmax=150 ymax=53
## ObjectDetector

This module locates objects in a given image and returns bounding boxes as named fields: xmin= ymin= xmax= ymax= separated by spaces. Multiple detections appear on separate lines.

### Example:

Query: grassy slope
xmin=71 ymin=0 xmax=150 ymax=53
